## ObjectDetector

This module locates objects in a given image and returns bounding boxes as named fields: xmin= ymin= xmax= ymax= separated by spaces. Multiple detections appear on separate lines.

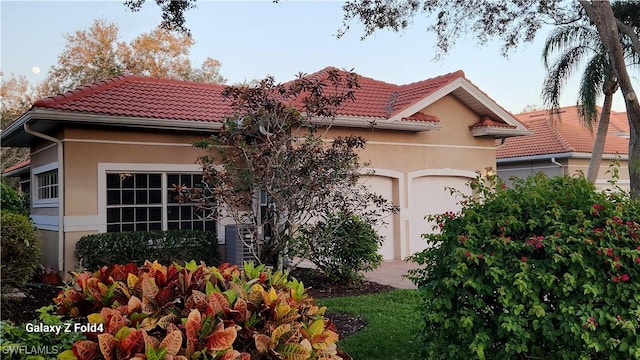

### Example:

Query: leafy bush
xmin=54 ymin=260 xmax=347 ymax=360
xmin=0 ymin=306 xmax=85 ymax=360
xmin=0 ymin=181 xmax=29 ymax=215
xmin=74 ymin=230 xmax=220 ymax=270
xmin=408 ymin=173 xmax=640 ymax=359
xmin=1 ymin=210 xmax=40 ymax=288
xmin=292 ymin=212 xmax=383 ymax=284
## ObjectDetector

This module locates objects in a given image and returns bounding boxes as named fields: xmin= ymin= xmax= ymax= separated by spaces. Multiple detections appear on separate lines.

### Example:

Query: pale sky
xmin=1 ymin=0 xmax=636 ymax=113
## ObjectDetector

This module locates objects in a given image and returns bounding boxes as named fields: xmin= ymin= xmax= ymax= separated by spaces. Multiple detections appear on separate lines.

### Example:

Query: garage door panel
xmin=410 ymin=176 xmax=471 ymax=255
xmin=361 ymin=175 xmax=397 ymax=260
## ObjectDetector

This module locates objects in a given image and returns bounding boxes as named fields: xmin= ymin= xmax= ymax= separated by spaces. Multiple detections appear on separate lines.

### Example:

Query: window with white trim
xmin=106 ymin=172 xmax=215 ymax=233
xmin=36 ymin=170 xmax=58 ymax=200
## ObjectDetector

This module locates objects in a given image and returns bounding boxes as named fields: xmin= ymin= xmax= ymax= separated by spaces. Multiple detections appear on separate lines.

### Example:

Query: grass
xmin=319 ymin=289 xmax=420 ymax=360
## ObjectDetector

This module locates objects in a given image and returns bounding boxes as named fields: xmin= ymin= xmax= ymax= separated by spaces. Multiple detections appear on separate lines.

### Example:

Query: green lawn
xmin=319 ymin=289 xmax=420 ymax=360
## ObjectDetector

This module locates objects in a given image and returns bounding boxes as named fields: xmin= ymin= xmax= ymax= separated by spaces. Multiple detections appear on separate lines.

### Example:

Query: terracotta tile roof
xmin=402 ymin=112 xmax=440 ymax=123
xmin=33 ymin=76 xmax=232 ymax=122
xmin=29 ymin=67 xmax=465 ymax=124
xmin=497 ymin=106 xmax=629 ymax=159
xmin=469 ymin=116 xmax=516 ymax=129
xmin=300 ymin=67 xmax=465 ymax=118
xmin=2 ymin=159 xmax=30 ymax=174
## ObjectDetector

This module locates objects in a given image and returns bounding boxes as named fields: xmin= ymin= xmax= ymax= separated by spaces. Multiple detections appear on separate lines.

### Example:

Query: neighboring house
xmin=0 ymin=67 xmax=530 ymax=276
xmin=2 ymin=159 xmax=31 ymax=194
xmin=497 ymin=106 xmax=630 ymax=191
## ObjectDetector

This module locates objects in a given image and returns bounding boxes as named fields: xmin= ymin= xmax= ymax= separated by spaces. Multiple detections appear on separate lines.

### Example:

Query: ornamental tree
xmin=182 ymin=69 xmax=397 ymax=270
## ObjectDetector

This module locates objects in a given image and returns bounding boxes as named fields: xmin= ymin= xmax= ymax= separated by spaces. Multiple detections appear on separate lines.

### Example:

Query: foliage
xmin=44 ymin=18 xmax=225 ymax=93
xmin=1 ymin=210 xmax=41 ymax=288
xmin=74 ymin=230 xmax=220 ymax=271
xmin=54 ymin=260 xmax=346 ymax=359
xmin=188 ymin=69 xmax=398 ymax=268
xmin=319 ymin=290 xmax=419 ymax=360
xmin=1 ymin=72 xmax=36 ymax=170
xmin=124 ymin=0 xmax=197 ymax=35
xmin=0 ymin=306 xmax=86 ymax=360
xmin=291 ymin=213 xmax=383 ymax=284
xmin=1 ymin=181 xmax=29 ymax=215
xmin=407 ymin=173 xmax=640 ymax=359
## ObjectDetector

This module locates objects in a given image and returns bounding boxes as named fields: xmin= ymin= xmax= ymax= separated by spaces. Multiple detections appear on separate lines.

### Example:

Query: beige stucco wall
xmin=567 ymin=157 xmax=630 ymax=190
xmin=38 ymin=230 xmax=59 ymax=270
xmin=63 ymin=128 xmax=211 ymax=216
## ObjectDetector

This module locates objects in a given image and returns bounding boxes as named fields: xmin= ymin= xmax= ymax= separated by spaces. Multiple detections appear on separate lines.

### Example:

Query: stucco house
xmin=1 ymin=67 xmax=530 ymax=276
xmin=497 ymin=106 xmax=630 ymax=191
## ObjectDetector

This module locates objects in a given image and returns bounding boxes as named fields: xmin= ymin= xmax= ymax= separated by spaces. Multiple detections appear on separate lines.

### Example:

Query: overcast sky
xmin=1 ymin=0 xmax=636 ymax=113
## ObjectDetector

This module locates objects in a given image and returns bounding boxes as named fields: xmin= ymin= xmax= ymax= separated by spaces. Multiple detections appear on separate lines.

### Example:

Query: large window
xmin=106 ymin=172 xmax=215 ymax=233
xmin=37 ymin=170 xmax=58 ymax=200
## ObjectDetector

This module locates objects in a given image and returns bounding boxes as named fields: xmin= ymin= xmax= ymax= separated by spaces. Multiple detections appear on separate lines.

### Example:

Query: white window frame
xmin=32 ymin=162 xmax=59 ymax=207
xmin=97 ymin=163 xmax=222 ymax=240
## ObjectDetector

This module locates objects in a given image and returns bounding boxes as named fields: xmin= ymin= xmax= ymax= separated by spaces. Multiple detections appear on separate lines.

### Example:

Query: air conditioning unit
xmin=224 ymin=224 xmax=255 ymax=267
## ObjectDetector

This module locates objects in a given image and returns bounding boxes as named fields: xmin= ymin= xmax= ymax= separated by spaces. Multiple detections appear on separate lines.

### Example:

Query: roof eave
xmin=312 ymin=115 xmax=440 ymax=132
xmin=497 ymin=152 xmax=629 ymax=163
xmin=470 ymin=127 xmax=533 ymax=138
xmin=389 ymin=78 xmax=530 ymax=134
xmin=1 ymin=108 xmax=224 ymax=146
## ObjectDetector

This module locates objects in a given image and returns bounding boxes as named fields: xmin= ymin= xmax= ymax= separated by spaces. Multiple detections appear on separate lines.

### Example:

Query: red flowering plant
xmin=408 ymin=172 xmax=640 ymax=359
xmin=55 ymin=261 xmax=346 ymax=360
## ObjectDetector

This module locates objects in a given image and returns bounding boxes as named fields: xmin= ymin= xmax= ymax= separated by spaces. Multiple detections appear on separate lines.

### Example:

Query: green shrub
xmin=408 ymin=173 xmax=640 ymax=359
xmin=0 ymin=306 xmax=85 ymax=360
xmin=74 ymin=230 xmax=219 ymax=270
xmin=292 ymin=212 xmax=383 ymax=284
xmin=0 ymin=182 xmax=28 ymax=216
xmin=55 ymin=261 xmax=345 ymax=359
xmin=1 ymin=210 xmax=40 ymax=288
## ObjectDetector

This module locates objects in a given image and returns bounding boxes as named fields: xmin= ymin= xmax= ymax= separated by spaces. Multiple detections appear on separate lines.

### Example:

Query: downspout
xmin=551 ymin=157 xmax=565 ymax=175
xmin=24 ymin=123 xmax=65 ymax=276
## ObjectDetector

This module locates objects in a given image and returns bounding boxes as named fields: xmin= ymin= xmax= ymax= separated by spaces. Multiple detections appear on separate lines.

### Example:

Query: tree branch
xmin=616 ymin=18 xmax=640 ymax=55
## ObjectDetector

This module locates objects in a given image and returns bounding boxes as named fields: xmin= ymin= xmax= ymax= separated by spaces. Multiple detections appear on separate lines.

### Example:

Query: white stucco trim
xmin=366 ymin=141 xmax=496 ymax=150
xmin=32 ymin=161 xmax=59 ymax=207
xmin=64 ymin=138 xmax=195 ymax=147
xmin=64 ymin=215 xmax=101 ymax=232
xmin=31 ymin=215 xmax=58 ymax=231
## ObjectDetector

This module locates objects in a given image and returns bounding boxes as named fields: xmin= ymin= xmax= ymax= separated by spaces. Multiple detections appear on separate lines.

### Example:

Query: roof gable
xmin=497 ymin=106 xmax=629 ymax=159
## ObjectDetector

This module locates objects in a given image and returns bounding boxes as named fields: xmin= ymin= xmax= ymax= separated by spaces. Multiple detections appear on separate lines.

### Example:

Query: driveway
xmin=364 ymin=260 xmax=420 ymax=289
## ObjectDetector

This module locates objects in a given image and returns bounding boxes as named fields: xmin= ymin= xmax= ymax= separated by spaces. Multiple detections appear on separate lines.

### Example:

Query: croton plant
xmin=54 ymin=261 xmax=347 ymax=360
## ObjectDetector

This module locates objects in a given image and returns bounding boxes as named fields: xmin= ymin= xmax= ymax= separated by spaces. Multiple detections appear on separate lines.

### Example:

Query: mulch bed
xmin=1 ymin=268 xmax=395 ymax=339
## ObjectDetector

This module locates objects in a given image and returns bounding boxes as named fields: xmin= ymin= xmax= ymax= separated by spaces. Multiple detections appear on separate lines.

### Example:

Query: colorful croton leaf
xmin=56 ymin=261 xmax=347 ymax=360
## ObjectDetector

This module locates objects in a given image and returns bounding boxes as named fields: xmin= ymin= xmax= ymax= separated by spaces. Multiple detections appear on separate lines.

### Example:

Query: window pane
xmin=168 ymin=221 xmax=179 ymax=230
xmin=136 ymin=208 xmax=148 ymax=222
xmin=149 ymin=190 xmax=162 ymax=204
xmin=122 ymin=208 xmax=135 ymax=222
xmin=167 ymin=174 xmax=179 ymax=187
xmin=107 ymin=174 xmax=119 ymax=189
xmin=181 ymin=221 xmax=192 ymax=230
xmin=135 ymin=174 xmax=148 ymax=188
xmin=181 ymin=206 xmax=192 ymax=220
xmin=107 ymin=224 xmax=120 ymax=232
xmin=122 ymin=190 xmax=134 ymax=205
xmin=149 ymin=222 xmax=162 ymax=231
xmin=136 ymin=223 xmax=148 ymax=232
xmin=136 ymin=190 xmax=148 ymax=204
xmin=181 ymin=174 xmax=192 ymax=187
xmin=205 ymin=221 xmax=216 ymax=232
xmin=122 ymin=223 xmax=134 ymax=232
xmin=149 ymin=208 xmax=162 ymax=221
xmin=121 ymin=175 xmax=134 ymax=188
xmin=107 ymin=208 xmax=120 ymax=223
xmin=167 ymin=206 xmax=179 ymax=221
xmin=149 ymin=174 xmax=161 ymax=188
xmin=107 ymin=190 xmax=120 ymax=205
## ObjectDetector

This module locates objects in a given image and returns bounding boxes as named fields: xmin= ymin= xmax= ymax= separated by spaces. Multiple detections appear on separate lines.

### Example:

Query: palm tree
xmin=541 ymin=23 xmax=638 ymax=184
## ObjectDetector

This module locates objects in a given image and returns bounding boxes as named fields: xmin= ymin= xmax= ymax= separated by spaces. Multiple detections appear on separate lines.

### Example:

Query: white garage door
xmin=409 ymin=176 xmax=471 ymax=256
xmin=362 ymin=175 xmax=397 ymax=260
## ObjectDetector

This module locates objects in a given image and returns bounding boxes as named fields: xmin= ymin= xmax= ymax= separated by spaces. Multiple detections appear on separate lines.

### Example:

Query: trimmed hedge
xmin=75 ymin=230 xmax=219 ymax=270
xmin=0 ymin=210 xmax=40 ymax=288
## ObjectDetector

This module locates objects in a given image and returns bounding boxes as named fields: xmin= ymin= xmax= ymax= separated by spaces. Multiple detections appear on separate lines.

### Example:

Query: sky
xmin=1 ymin=0 xmax=636 ymax=114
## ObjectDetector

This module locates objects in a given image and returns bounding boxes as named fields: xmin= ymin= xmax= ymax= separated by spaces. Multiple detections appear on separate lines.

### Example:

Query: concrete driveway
xmin=364 ymin=260 xmax=420 ymax=289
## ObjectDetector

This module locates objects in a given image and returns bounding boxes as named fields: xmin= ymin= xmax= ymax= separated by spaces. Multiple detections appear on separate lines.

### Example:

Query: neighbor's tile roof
xmin=2 ymin=159 xmax=30 ymax=174
xmin=31 ymin=67 xmax=466 ymax=122
xmin=497 ymin=106 xmax=629 ymax=159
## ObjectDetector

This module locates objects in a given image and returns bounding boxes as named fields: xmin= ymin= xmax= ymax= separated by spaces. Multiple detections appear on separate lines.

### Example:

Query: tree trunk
xmin=587 ymin=92 xmax=614 ymax=184
xmin=581 ymin=0 xmax=640 ymax=198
